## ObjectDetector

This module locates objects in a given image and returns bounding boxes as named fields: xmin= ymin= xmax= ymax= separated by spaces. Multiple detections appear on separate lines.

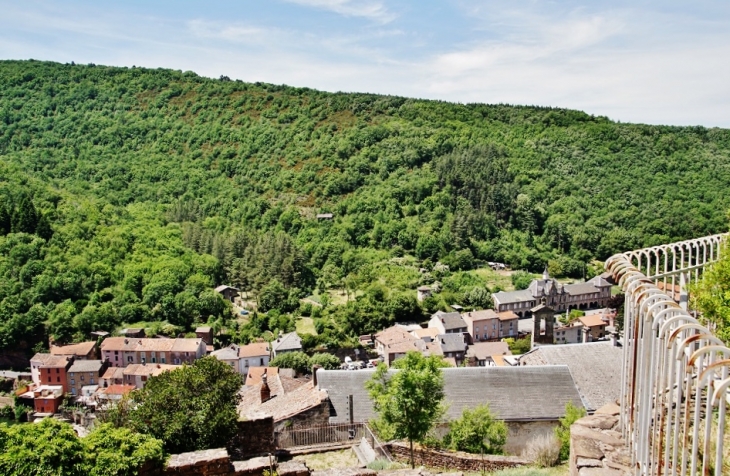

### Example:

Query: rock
xmin=594 ymin=403 xmax=621 ymax=416
xmin=576 ymin=458 xmax=603 ymax=467
xmin=277 ymin=460 xmax=310 ymax=476
xmin=571 ymin=424 xmax=623 ymax=447
xmin=311 ymin=469 xmax=376 ymax=476
xmin=232 ymin=456 xmax=272 ymax=475
xmin=574 ymin=414 xmax=618 ymax=430
xmin=572 ymin=436 xmax=605 ymax=460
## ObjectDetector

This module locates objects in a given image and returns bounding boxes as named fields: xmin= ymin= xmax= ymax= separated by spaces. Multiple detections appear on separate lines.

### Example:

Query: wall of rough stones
xmin=274 ymin=401 xmax=331 ymax=432
xmin=386 ymin=442 xmax=527 ymax=472
xmin=569 ymin=404 xmax=631 ymax=476
xmin=138 ymin=449 xmax=309 ymax=476
xmin=229 ymin=417 xmax=276 ymax=459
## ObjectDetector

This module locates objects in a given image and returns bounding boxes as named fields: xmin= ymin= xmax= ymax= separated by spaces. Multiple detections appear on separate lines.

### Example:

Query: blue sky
xmin=1 ymin=1 xmax=729 ymax=127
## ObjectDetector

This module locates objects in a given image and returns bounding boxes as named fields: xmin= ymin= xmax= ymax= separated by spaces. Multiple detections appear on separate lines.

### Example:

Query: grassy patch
xmin=296 ymin=317 xmax=317 ymax=335
xmin=292 ymin=448 xmax=360 ymax=470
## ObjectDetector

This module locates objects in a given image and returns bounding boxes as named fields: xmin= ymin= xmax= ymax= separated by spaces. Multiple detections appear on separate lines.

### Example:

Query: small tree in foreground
xmin=366 ymin=352 xmax=446 ymax=468
xmin=555 ymin=402 xmax=586 ymax=461
xmin=443 ymin=404 xmax=507 ymax=455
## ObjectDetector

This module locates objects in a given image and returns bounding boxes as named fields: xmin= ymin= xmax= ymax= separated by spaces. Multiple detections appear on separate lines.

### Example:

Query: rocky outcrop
xmin=569 ymin=404 xmax=632 ymax=476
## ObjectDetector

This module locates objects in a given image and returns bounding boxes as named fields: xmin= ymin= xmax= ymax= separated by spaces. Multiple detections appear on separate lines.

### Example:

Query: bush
xmin=270 ymin=351 xmax=311 ymax=374
xmin=511 ymin=271 xmax=533 ymax=290
xmin=443 ymin=404 xmax=507 ymax=455
xmin=555 ymin=402 xmax=586 ymax=461
xmin=522 ymin=433 xmax=560 ymax=468
xmin=309 ymin=352 xmax=341 ymax=370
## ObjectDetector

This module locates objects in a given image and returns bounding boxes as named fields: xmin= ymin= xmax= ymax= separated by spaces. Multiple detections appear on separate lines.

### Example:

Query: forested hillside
xmin=1 ymin=60 xmax=729 ymax=356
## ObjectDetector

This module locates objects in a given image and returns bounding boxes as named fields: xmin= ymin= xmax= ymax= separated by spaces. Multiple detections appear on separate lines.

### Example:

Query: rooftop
xmin=100 ymin=337 xmax=201 ymax=353
xmin=497 ymin=310 xmax=519 ymax=321
xmin=579 ymin=314 xmax=608 ymax=328
xmin=123 ymin=363 xmax=180 ymax=377
xmin=38 ymin=355 xmax=73 ymax=369
xmin=461 ymin=309 xmax=499 ymax=322
xmin=432 ymin=312 xmax=467 ymax=331
xmin=467 ymin=342 xmax=512 ymax=361
xmin=273 ymin=332 xmax=302 ymax=352
xmin=214 ymin=285 xmax=239 ymax=292
xmin=238 ymin=377 xmax=325 ymax=421
xmin=435 ymin=333 xmax=467 ymax=354
xmin=245 ymin=367 xmax=279 ymax=386
xmin=519 ymin=342 xmax=622 ymax=412
xmin=67 ymin=360 xmax=105 ymax=373
xmin=50 ymin=341 xmax=96 ymax=357
xmin=101 ymin=384 xmax=135 ymax=396
xmin=239 ymin=342 xmax=270 ymax=358
xmin=212 ymin=345 xmax=240 ymax=361
xmin=317 ymin=366 xmax=584 ymax=423
xmin=101 ymin=367 xmax=124 ymax=380
xmin=492 ymin=289 xmax=535 ymax=305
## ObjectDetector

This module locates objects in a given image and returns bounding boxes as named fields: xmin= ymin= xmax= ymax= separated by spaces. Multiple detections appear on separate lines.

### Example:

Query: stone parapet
xmin=386 ymin=442 xmax=526 ymax=473
xmin=569 ymin=404 xmax=632 ymax=476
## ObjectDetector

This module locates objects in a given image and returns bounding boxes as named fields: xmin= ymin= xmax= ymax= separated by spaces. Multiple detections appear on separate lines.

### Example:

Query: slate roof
xmin=238 ymin=378 xmax=326 ymax=421
xmin=212 ymin=345 xmax=240 ymax=361
xmin=38 ymin=355 xmax=73 ymax=368
xmin=317 ymin=366 xmax=584 ymax=423
xmin=67 ymin=360 xmax=105 ymax=373
xmin=565 ymin=283 xmax=599 ymax=296
xmin=434 ymin=312 xmax=467 ymax=331
xmin=436 ymin=333 xmax=467 ymax=354
xmin=492 ymin=289 xmax=534 ymax=305
xmin=273 ymin=332 xmax=302 ymax=353
xmin=518 ymin=342 xmax=622 ymax=411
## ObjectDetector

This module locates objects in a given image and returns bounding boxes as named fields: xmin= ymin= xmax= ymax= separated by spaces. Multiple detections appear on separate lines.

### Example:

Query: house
xmin=466 ymin=342 xmax=512 ymax=367
xmin=195 ymin=326 xmax=214 ymax=345
xmin=211 ymin=344 xmax=240 ymax=371
xmin=519 ymin=341 xmax=622 ymax=412
xmin=427 ymin=311 xmax=468 ymax=335
xmin=123 ymin=363 xmax=180 ymax=389
xmin=239 ymin=342 xmax=271 ymax=377
xmin=553 ymin=321 xmax=584 ymax=344
xmin=497 ymin=311 xmax=519 ymax=339
xmin=492 ymin=268 xmax=613 ymax=317
xmin=25 ymin=385 xmax=64 ymax=415
xmin=461 ymin=310 xmax=500 ymax=342
xmin=96 ymin=384 xmax=135 ymax=405
xmin=119 ymin=328 xmax=145 ymax=338
xmin=100 ymin=337 xmax=206 ymax=367
xmin=434 ymin=334 xmax=468 ymax=366
xmin=50 ymin=341 xmax=98 ymax=360
xmin=374 ymin=326 xmax=427 ymax=365
xmin=214 ymin=285 xmax=239 ymax=303
xmin=100 ymin=367 xmax=124 ymax=388
xmin=272 ymin=332 xmax=302 ymax=357
xmin=416 ymin=286 xmax=432 ymax=302
xmin=316 ymin=366 xmax=584 ymax=454
xmin=245 ymin=367 xmax=280 ymax=386
xmin=32 ymin=354 xmax=74 ymax=393
xmin=410 ymin=327 xmax=439 ymax=343
xmin=67 ymin=360 xmax=108 ymax=397
xmin=579 ymin=313 xmax=609 ymax=341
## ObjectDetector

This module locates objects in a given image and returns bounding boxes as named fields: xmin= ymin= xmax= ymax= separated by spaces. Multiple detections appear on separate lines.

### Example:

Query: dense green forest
xmin=1 ymin=59 xmax=729 ymax=357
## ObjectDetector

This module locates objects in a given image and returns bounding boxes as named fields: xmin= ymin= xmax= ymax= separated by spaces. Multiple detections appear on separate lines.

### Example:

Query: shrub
xmin=270 ymin=351 xmax=311 ymax=374
xmin=309 ymin=352 xmax=341 ymax=370
xmin=555 ymin=402 xmax=586 ymax=461
xmin=443 ymin=404 xmax=507 ymax=455
xmin=522 ymin=433 xmax=560 ymax=468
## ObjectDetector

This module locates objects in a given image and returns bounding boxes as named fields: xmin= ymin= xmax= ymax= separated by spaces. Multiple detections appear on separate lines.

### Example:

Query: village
xmin=0 ymin=265 xmax=624 ymax=465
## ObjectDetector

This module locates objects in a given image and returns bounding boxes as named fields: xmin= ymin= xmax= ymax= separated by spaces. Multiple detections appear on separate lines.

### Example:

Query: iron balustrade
xmin=606 ymin=233 xmax=729 ymax=475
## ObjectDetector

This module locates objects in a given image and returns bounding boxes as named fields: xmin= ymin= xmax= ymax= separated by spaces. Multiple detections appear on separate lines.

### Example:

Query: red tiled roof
xmin=246 ymin=367 xmax=279 ymax=386
xmin=50 ymin=341 xmax=96 ymax=357
xmin=239 ymin=342 xmax=270 ymax=358
xmin=102 ymin=384 xmax=135 ymax=395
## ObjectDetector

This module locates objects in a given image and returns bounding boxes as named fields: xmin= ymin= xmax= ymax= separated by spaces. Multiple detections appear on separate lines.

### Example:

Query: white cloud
xmin=282 ymin=0 xmax=396 ymax=23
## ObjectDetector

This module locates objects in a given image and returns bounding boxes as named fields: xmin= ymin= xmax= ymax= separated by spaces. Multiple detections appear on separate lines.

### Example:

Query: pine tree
xmin=35 ymin=213 xmax=53 ymax=240
xmin=0 ymin=202 xmax=10 ymax=235
xmin=11 ymin=194 xmax=37 ymax=234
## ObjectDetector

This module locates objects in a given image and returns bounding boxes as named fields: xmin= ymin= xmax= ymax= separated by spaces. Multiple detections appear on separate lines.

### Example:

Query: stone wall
xmin=230 ymin=417 xmax=276 ymax=459
xmin=386 ymin=442 xmax=527 ymax=473
xmin=505 ymin=420 xmax=557 ymax=455
xmin=138 ymin=449 xmax=308 ymax=476
xmin=569 ymin=404 xmax=631 ymax=476
xmin=274 ymin=401 xmax=331 ymax=431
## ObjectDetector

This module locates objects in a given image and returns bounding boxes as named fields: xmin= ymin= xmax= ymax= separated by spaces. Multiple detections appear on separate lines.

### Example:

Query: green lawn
xmin=296 ymin=317 xmax=317 ymax=335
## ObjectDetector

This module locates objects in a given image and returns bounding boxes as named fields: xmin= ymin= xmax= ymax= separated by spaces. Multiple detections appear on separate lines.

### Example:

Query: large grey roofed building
xmin=316 ymin=366 xmax=583 ymax=424
xmin=518 ymin=341 xmax=622 ymax=411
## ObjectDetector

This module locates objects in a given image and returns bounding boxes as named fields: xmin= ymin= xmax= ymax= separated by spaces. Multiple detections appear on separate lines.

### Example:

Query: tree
xmin=505 ymin=336 xmax=531 ymax=354
xmin=366 ymin=352 xmax=446 ymax=468
xmin=125 ymin=357 xmax=243 ymax=453
xmin=511 ymin=271 xmax=533 ymax=291
xmin=309 ymin=352 xmax=341 ymax=370
xmin=0 ymin=418 xmax=85 ymax=475
xmin=80 ymin=424 xmax=165 ymax=476
xmin=555 ymin=402 xmax=586 ymax=461
xmin=462 ymin=286 xmax=492 ymax=310
xmin=258 ymin=279 xmax=289 ymax=313
xmin=270 ymin=351 xmax=311 ymax=374
xmin=443 ymin=404 xmax=507 ymax=455
xmin=11 ymin=194 xmax=37 ymax=234
xmin=691 ymin=243 xmax=730 ymax=343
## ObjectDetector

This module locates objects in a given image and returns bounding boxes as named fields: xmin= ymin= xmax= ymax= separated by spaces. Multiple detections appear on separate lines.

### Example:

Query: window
xmin=47 ymin=376 xmax=51 ymax=382
xmin=141 ymin=376 xmax=147 ymax=382
xmin=71 ymin=379 xmax=75 ymax=385
xmin=71 ymin=388 xmax=76 ymax=395
xmin=161 ymin=358 xmax=166 ymax=364
xmin=244 ymin=359 xmax=249 ymax=367
xmin=259 ymin=358 xmax=264 ymax=365
xmin=80 ymin=375 xmax=84 ymax=381
xmin=70 ymin=372 xmax=75 ymax=377
xmin=115 ymin=351 xmax=118 ymax=355
xmin=90 ymin=378 xmax=94 ymax=384
xmin=475 ymin=326 xmax=479 ymax=332
xmin=56 ymin=368 xmax=60 ymax=374
xmin=56 ymin=377 xmax=60 ymax=383
xmin=127 ymin=356 xmax=133 ymax=363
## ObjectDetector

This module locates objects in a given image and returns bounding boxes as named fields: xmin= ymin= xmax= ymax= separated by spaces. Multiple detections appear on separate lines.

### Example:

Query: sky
xmin=1 ymin=1 xmax=729 ymax=127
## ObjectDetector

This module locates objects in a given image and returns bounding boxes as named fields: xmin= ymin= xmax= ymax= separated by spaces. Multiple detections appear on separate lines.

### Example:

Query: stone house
xmin=238 ymin=342 xmax=270 ymax=377
xmin=428 ymin=311 xmax=468 ymax=335
xmin=416 ymin=286 xmax=432 ymax=302
xmin=466 ymin=341 xmax=512 ymax=367
xmin=272 ymin=332 xmax=302 ymax=357
xmin=50 ymin=341 xmax=98 ymax=360
xmin=100 ymin=337 xmax=206 ymax=367
xmin=211 ymin=344 xmax=240 ymax=372
xmin=579 ymin=313 xmax=611 ymax=341
xmin=434 ymin=333 xmax=468 ymax=366
xmin=122 ymin=363 xmax=180 ymax=389
xmin=195 ymin=326 xmax=214 ymax=345
xmin=461 ymin=310 xmax=501 ymax=342
xmin=100 ymin=367 xmax=124 ymax=388
xmin=32 ymin=354 xmax=74 ymax=393
xmin=374 ymin=326 xmax=427 ymax=365
xmin=67 ymin=360 xmax=108 ymax=397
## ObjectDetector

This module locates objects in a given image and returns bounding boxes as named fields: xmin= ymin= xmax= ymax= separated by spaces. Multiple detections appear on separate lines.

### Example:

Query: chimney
xmin=260 ymin=369 xmax=271 ymax=402
xmin=582 ymin=326 xmax=590 ymax=344
xmin=312 ymin=364 xmax=322 ymax=388
xmin=610 ymin=330 xmax=618 ymax=347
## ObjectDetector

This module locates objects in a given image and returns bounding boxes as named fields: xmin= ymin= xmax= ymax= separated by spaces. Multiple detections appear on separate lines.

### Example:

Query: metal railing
xmin=606 ymin=233 xmax=729 ymax=476
xmin=275 ymin=422 xmax=367 ymax=450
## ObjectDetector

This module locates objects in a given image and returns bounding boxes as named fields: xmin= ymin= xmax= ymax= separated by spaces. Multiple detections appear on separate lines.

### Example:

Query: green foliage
xmin=1 ymin=60 xmax=730 ymax=354
xmin=443 ymin=404 xmax=507 ymax=455
xmin=270 ymin=351 xmax=312 ymax=374
xmin=0 ymin=418 xmax=164 ymax=476
xmin=366 ymin=352 xmax=446 ymax=468
xmin=125 ymin=356 xmax=243 ymax=454
xmin=511 ymin=271 xmax=533 ymax=291
xmin=309 ymin=352 xmax=341 ymax=370
xmin=505 ymin=336 xmax=532 ymax=354
xmin=462 ymin=286 xmax=493 ymax=310
xmin=691 ymin=242 xmax=730 ymax=343
xmin=555 ymin=402 xmax=587 ymax=461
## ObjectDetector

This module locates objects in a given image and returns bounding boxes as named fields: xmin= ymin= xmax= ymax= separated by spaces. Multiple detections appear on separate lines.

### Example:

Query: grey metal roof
xmin=518 ymin=342 xmax=622 ymax=411
xmin=492 ymin=289 xmax=534 ymax=305
xmin=317 ymin=366 xmax=584 ymax=423
xmin=68 ymin=360 xmax=105 ymax=373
